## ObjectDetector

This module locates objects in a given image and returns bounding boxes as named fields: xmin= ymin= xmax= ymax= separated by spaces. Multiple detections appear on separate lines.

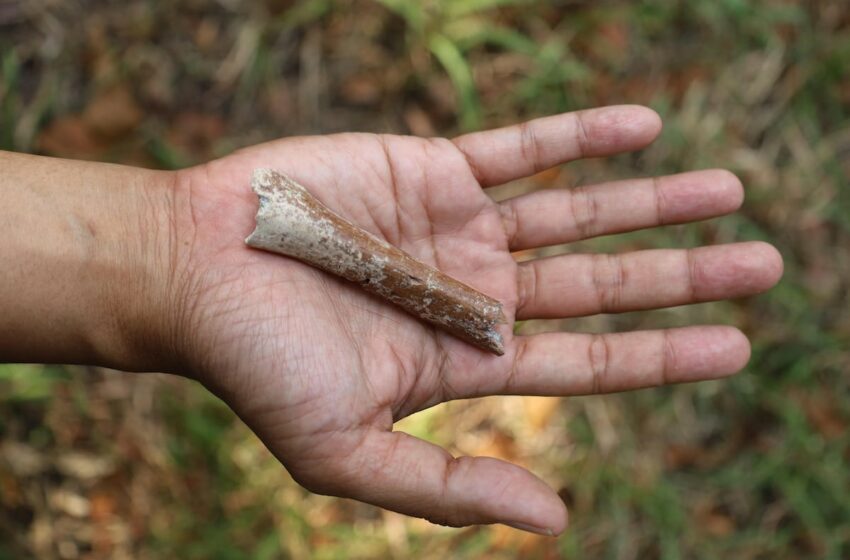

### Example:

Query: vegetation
xmin=1 ymin=0 xmax=848 ymax=557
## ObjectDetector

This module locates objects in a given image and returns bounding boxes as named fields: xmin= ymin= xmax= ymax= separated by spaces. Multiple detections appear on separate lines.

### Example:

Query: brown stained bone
xmin=245 ymin=168 xmax=507 ymax=355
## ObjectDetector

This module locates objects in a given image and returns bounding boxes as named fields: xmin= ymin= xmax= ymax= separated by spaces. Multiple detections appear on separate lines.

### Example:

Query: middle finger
xmin=515 ymin=241 xmax=783 ymax=319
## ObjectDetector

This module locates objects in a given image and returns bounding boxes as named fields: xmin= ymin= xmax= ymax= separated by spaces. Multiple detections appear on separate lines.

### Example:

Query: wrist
xmin=0 ymin=151 xmax=181 ymax=372
xmin=92 ymin=165 xmax=185 ymax=373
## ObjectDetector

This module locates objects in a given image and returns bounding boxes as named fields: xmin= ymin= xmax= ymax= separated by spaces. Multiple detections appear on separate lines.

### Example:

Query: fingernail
xmin=505 ymin=521 xmax=555 ymax=536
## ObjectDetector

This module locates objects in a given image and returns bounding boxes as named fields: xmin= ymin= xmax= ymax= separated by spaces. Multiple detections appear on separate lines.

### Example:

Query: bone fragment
xmin=245 ymin=168 xmax=506 ymax=355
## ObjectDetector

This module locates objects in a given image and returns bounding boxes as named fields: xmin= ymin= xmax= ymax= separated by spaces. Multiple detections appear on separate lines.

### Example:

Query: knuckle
xmin=517 ymin=263 xmax=538 ymax=315
xmin=570 ymin=186 xmax=599 ymax=239
xmin=431 ymin=456 xmax=476 ymax=527
xmin=518 ymin=121 xmax=542 ymax=173
xmin=505 ymin=336 xmax=530 ymax=393
xmin=659 ymin=330 xmax=676 ymax=386
xmin=685 ymin=250 xmax=702 ymax=301
xmin=591 ymin=254 xmax=626 ymax=312
xmin=499 ymin=201 xmax=521 ymax=248
xmin=573 ymin=110 xmax=591 ymax=155
xmin=587 ymin=334 xmax=611 ymax=393
xmin=651 ymin=175 xmax=666 ymax=225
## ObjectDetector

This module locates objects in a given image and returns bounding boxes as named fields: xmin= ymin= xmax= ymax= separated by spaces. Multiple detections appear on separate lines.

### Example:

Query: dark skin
xmin=0 ymin=105 xmax=783 ymax=535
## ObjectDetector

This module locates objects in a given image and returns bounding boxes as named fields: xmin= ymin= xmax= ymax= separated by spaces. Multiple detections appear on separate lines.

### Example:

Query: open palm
xmin=170 ymin=106 xmax=782 ymax=535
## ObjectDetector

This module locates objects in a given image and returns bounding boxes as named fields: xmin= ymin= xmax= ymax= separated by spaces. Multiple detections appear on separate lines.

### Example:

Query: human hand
xmin=161 ymin=106 xmax=782 ymax=534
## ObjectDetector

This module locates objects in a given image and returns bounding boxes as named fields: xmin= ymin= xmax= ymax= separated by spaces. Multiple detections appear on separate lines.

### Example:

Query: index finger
xmin=451 ymin=105 xmax=662 ymax=188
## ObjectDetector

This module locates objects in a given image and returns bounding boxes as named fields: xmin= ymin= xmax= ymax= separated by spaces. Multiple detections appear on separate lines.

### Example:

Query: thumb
xmin=300 ymin=428 xmax=568 ymax=535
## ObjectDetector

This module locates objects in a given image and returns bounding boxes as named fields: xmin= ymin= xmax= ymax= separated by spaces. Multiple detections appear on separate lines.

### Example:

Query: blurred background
xmin=1 ymin=0 xmax=849 ymax=558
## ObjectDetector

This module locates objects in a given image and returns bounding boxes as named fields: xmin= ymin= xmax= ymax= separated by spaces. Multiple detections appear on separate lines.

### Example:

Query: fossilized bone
xmin=245 ymin=168 xmax=506 ymax=355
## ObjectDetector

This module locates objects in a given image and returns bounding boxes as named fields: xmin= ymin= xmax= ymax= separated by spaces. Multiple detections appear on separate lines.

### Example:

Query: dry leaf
xmin=166 ymin=112 xmax=225 ymax=161
xmin=36 ymin=116 xmax=105 ymax=160
xmin=522 ymin=396 xmax=561 ymax=432
xmin=799 ymin=392 xmax=846 ymax=440
xmin=340 ymin=74 xmax=383 ymax=105
xmin=50 ymin=489 xmax=91 ymax=518
xmin=82 ymin=85 xmax=143 ymax=140
xmin=404 ymin=105 xmax=437 ymax=137
xmin=56 ymin=452 xmax=115 ymax=481
xmin=1 ymin=442 xmax=47 ymax=477
xmin=664 ymin=444 xmax=705 ymax=470
xmin=473 ymin=429 xmax=518 ymax=462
